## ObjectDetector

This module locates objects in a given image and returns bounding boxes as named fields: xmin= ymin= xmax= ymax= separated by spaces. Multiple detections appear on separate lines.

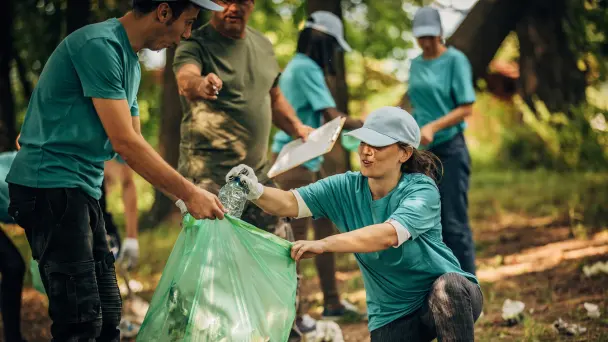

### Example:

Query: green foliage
xmin=563 ymin=0 xmax=608 ymax=85
xmin=469 ymin=170 xmax=608 ymax=230
xmin=496 ymin=95 xmax=608 ymax=171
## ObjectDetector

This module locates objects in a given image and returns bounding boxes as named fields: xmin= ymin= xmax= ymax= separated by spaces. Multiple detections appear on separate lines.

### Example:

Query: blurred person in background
xmin=271 ymin=11 xmax=365 ymax=326
xmin=404 ymin=6 xmax=477 ymax=275
xmin=5 ymin=1 xmax=227 ymax=340
xmin=173 ymin=1 xmax=314 ymax=337
xmin=0 ymin=135 xmax=26 ymax=342
xmin=102 ymin=155 xmax=139 ymax=269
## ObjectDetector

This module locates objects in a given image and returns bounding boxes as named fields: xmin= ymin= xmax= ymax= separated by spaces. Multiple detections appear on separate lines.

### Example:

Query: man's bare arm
xmin=175 ymin=64 xmax=222 ymax=101
xmin=131 ymin=116 xmax=142 ymax=135
xmin=93 ymin=98 xmax=226 ymax=220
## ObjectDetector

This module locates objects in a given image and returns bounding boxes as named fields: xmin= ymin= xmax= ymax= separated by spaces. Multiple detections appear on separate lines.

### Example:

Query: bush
xmin=497 ymin=96 xmax=608 ymax=171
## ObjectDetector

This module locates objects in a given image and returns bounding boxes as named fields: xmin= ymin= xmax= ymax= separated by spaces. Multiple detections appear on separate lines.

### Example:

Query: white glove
xmin=118 ymin=238 xmax=139 ymax=269
xmin=226 ymin=164 xmax=264 ymax=201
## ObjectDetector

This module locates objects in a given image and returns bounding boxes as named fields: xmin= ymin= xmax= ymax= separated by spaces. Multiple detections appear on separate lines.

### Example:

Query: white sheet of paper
xmin=267 ymin=117 xmax=346 ymax=178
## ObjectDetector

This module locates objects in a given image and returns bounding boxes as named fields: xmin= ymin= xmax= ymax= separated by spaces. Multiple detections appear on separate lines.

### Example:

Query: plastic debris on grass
xmin=304 ymin=320 xmax=345 ymax=342
xmin=502 ymin=299 xmax=525 ymax=326
xmin=552 ymin=318 xmax=587 ymax=336
xmin=582 ymin=261 xmax=608 ymax=277
xmin=584 ymin=302 xmax=601 ymax=319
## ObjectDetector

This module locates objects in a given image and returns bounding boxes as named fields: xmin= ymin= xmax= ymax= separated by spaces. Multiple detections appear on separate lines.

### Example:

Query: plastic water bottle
xmin=218 ymin=178 xmax=247 ymax=218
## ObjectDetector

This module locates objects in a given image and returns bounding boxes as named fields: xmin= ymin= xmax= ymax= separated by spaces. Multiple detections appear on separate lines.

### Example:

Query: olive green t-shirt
xmin=173 ymin=24 xmax=280 ymax=185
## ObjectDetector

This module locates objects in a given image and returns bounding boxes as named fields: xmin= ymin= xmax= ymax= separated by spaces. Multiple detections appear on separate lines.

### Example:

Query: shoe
xmin=296 ymin=314 xmax=317 ymax=334
xmin=322 ymin=299 xmax=367 ymax=322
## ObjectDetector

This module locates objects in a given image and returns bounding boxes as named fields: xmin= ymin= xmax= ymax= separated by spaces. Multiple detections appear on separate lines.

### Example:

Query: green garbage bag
xmin=137 ymin=214 xmax=297 ymax=342
xmin=29 ymin=259 xmax=46 ymax=295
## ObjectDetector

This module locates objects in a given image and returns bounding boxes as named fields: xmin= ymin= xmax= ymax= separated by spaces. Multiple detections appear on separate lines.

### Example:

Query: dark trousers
xmin=99 ymin=180 xmax=121 ymax=254
xmin=430 ymin=133 xmax=476 ymax=275
xmin=0 ymin=228 xmax=25 ymax=342
xmin=370 ymin=273 xmax=483 ymax=342
xmin=8 ymin=184 xmax=122 ymax=341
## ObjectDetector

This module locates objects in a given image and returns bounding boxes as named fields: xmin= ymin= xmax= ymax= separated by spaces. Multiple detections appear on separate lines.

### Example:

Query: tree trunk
xmin=516 ymin=0 xmax=586 ymax=114
xmin=66 ymin=0 xmax=91 ymax=35
xmin=141 ymin=47 xmax=183 ymax=229
xmin=447 ymin=0 xmax=530 ymax=81
xmin=307 ymin=0 xmax=351 ymax=175
xmin=0 ymin=0 xmax=16 ymax=152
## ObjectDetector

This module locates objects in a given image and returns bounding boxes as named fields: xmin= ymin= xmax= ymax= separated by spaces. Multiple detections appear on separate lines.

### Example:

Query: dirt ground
xmin=4 ymin=219 xmax=608 ymax=341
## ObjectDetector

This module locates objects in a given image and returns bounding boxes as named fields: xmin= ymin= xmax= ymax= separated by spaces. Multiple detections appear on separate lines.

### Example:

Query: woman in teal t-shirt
xmin=227 ymin=106 xmax=483 ymax=341
xmin=271 ymin=11 xmax=364 ymax=324
xmin=405 ymin=6 xmax=477 ymax=275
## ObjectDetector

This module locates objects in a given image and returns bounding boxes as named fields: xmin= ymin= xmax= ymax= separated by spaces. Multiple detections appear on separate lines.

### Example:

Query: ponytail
xmin=399 ymin=143 xmax=443 ymax=183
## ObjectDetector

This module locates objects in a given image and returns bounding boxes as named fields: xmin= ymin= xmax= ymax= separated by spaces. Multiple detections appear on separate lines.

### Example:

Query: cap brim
xmin=190 ymin=0 xmax=224 ymax=11
xmin=336 ymin=36 xmax=352 ymax=52
xmin=412 ymin=26 xmax=441 ymax=38
xmin=344 ymin=128 xmax=398 ymax=147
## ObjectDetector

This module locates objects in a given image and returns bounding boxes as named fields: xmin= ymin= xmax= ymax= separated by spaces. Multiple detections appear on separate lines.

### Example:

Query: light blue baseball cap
xmin=412 ymin=6 xmax=442 ymax=38
xmin=345 ymin=106 xmax=421 ymax=148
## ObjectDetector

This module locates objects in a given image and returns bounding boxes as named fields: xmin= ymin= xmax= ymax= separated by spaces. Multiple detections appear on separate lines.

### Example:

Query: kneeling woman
xmin=226 ymin=106 xmax=482 ymax=341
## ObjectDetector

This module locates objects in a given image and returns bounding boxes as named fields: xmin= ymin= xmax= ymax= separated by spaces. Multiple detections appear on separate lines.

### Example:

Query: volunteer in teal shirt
xmin=405 ymin=6 xmax=477 ymax=275
xmin=227 ymin=106 xmax=483 ymax=341
xmin=7 ymin=18 xmax=141 ymax=199
xmin=4 ymin=1 xmax=226 ymax=340
xmin=271 ymin=11 xmax=364 ymax=323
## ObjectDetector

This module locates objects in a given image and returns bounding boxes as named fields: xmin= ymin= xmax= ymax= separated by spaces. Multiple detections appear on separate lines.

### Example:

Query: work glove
xmin=226 ymin=164 xmax=264 ymax=200
xmin=118 ymin=238 xmax=139 ymax=269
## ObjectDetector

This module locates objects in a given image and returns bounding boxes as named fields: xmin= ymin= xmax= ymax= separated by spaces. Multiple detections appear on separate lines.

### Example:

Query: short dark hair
xmin=296 ymin=27 xmax=341 ymax=75
xmin=132 ymin=0 xmax=195 ymax=21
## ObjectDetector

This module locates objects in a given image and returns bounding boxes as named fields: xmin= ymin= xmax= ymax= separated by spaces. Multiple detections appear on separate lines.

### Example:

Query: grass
xmin=4 ymin=168 xmax=608 ymax=341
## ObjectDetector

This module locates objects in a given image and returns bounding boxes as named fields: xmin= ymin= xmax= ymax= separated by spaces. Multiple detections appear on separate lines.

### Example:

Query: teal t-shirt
xmin=272 ymin=54 xmax=336 ymax=172
xmin=297 ymin=172 xmax=478 ymax=331
xmin=408 ymin=47 xmax=475 ymax=148
xmin=0 ymin=151 xmax=17 ymax=224
xmin=6 ymin=18 xmax=141 ymax=200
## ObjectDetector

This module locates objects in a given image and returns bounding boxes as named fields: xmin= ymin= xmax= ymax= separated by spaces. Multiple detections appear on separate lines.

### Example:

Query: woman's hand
xmin=291 ymin=240 xmax=327 ymax=261
xmin=420 ymin=124 xmax=436 ymax=145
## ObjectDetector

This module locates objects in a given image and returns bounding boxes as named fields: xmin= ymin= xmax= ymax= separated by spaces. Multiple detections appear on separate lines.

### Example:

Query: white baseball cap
xmin=345 ymin=107 xmax=421 ymax=148
xmin=412 ymin=6 xmax=442 ymax=38
xmin=151 ymin=0 xmax=224 ymax=12
xmin=304 ymin=11 xmax=352 ymax=52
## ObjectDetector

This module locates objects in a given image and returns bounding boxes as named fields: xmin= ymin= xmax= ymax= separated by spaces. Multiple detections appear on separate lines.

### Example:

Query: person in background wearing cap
xmin=271 ymin=11 xmax=365 ymax=328
xmin=226 ymin=106 xmax=483 ymax=341
xmin=405 ymin=6 xmax=477 ymax=275
xmin=5 ymin=1 xmax=227 ymax=340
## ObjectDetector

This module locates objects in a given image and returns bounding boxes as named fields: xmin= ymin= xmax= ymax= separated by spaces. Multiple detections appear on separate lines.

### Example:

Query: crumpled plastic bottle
xmin=218 ymin=178 xmax=248 ymax=218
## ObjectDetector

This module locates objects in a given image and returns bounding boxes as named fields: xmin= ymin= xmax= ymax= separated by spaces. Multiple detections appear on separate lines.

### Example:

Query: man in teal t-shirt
xmin=5 ymin=1 xmax=227 ymax=340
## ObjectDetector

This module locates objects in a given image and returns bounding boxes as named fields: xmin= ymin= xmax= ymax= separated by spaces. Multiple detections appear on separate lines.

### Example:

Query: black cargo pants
xmin=8 ymin=184 xmax=121 ymax=341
